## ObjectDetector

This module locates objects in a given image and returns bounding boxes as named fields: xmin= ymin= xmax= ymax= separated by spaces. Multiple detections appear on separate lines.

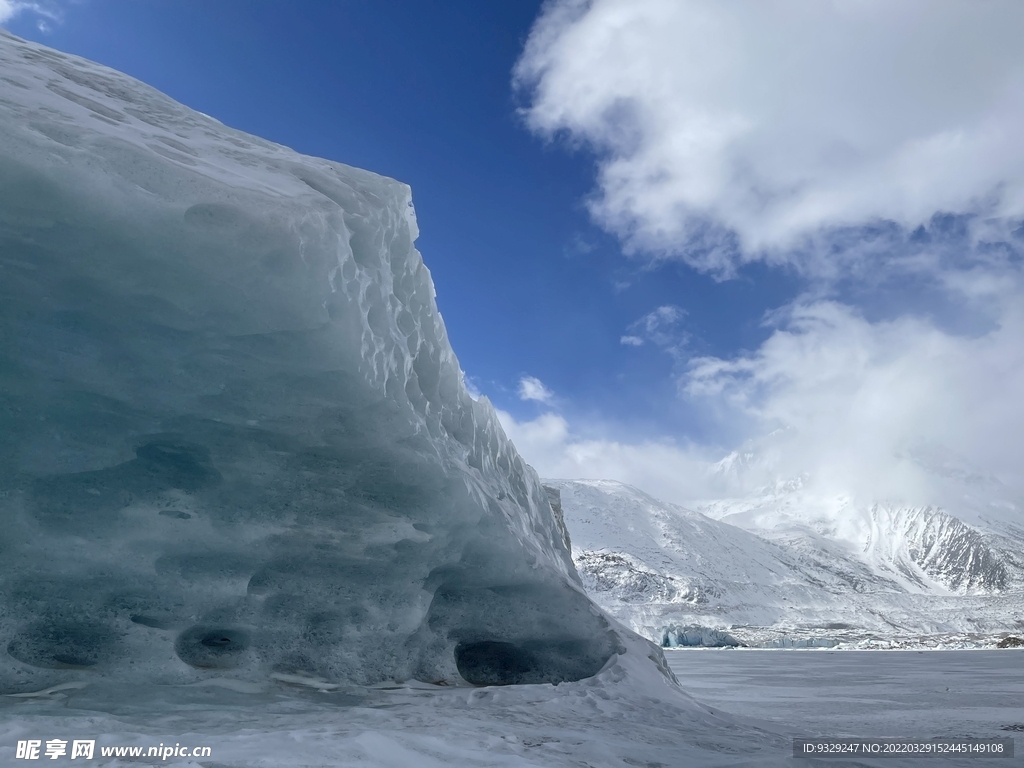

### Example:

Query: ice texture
xmin=0 ymin=31 xmax=620 ymax=692
xmin=661 ymin=625 xmax=741 ymax=648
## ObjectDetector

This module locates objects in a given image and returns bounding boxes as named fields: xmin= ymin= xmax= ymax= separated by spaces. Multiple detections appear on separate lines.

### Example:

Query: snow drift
xmin=0 ymin=30 xmax=622 ymax=693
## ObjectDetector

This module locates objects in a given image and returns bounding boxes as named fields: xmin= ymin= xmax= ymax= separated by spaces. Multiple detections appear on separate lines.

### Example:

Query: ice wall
xmin=0 ymin=31 xmax=620 ymax=692
xmin=661 ymin=625 xmax=742 ymax=648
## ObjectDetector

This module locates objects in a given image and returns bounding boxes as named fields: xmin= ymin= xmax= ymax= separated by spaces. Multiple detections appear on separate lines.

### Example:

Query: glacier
xmin=0 ymin=28 xmax=625 ymax=693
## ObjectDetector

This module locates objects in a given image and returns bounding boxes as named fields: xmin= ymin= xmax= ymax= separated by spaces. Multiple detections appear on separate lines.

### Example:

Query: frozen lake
xmin=3 ymin=650 xmax=1020 ymax=766
xmin=669 ymin=649 xmax=1024 ymax=742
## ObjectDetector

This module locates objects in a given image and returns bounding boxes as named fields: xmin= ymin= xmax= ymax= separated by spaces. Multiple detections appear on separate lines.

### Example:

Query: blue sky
xmin=4 ymin=0 xmax=1024 ymax=503
xmin=0 ymin=1 xmax=796 ymax=441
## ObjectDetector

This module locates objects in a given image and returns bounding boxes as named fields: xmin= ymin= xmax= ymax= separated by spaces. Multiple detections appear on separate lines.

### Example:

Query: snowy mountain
xmin=698 ymin=437 xmax=1024 ymax=596
xmin=699 ymin=491 xmax=1010 ymax=594
xmin=547 ymin=479 xmax=1024 ymax=648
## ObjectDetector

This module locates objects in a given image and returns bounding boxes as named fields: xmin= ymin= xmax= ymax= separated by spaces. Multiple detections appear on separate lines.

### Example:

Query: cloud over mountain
xmin=510 ymin=0 xmax=1024 ymax=513
xmin=515 ymin=0 xmax=1024 ymax=275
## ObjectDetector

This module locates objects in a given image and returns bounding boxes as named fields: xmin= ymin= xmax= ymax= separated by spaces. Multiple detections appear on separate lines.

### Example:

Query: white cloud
xmin=518 ymin=375 xmax=555 ymax=404
xmin=684 ymin=296 xmax=1024 ymax=498
xmin=631 ymin=305 xmax=684 ymax=342
xmin=496 ymin=407 xmax=718 ymax=504
xmin=515 ymin=0 xmax=1024 ymax=273
xmin=620 ymin=304 xmax=688 ymax=356
xmin=461 ymin=373 xmax=482 ymax=401
xmin=499 ymin=293 xmax=1024 ymax=507
xmin=495 ymin=264 xmax=1024 ymax=508
xmin=0 ymin=1 xmax=61 ymax=28
xmin=0 ymin=1 xmax=21 ymax=22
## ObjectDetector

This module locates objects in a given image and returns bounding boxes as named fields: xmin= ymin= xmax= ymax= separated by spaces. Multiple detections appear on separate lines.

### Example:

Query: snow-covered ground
xmin=0 ymin=650 xmax=795 ymax=767
xmin=4 ymin=649 xmax=1017 ymax=767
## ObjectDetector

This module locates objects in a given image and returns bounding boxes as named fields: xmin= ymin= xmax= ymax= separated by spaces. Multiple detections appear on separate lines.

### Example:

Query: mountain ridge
xmin=545 ymin=478 xmax=1024 ymax=648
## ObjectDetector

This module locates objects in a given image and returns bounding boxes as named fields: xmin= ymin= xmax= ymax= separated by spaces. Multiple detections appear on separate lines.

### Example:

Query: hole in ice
xmin=454 ymin=639 xmax=608 ymax=687
xmin=455 ymin=641 xmax=535 ymax=685
xmin=7 ymin=621 xmax=116 ymax=669
xmin=158 ymin=510 xmax=191 ymax=519
xmin=202 ymin=634 xmax=234 ymax=648
xmin=428 ymin=582 xmax=620 ymax=686
xmin=175 ymin=625 xmax=250 ymax=669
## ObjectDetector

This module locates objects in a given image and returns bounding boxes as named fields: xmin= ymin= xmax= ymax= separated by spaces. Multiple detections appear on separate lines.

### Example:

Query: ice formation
xmin=0 ymin=31 xmax=621 ymax=693
xmin=660 ymin=625 xmax=741 ymax=648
